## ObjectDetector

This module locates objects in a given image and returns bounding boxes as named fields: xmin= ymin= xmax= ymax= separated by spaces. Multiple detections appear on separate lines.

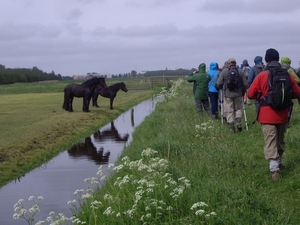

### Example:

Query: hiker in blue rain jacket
xmin=208 ymin=62 xmax=220 ymax=118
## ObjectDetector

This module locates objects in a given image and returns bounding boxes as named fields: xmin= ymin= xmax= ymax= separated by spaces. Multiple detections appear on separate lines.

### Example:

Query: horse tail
xmin=62 ymin=89 xmax=68 ymax=110
xmin=62 ymin=94 xmax=67 ymax=110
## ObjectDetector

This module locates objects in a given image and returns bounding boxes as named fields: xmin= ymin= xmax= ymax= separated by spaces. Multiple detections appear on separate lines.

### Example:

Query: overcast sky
xmin=1 ymin=0 xmax=300 ymax=77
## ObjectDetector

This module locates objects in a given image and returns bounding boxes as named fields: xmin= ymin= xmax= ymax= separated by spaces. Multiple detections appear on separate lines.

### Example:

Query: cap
xmin=228 ymin=58 xmax=236 ymax=63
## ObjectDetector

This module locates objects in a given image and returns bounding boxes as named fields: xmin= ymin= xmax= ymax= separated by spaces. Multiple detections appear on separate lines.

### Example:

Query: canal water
xmin=0 ymin=97 xmax=157 ymax=225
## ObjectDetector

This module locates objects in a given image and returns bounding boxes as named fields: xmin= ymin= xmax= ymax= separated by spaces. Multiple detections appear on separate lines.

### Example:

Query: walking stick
xmin=220 ymin=90 xmax=223 ymax=125
xmin=242 ymin=96 xmax=249 ymax=131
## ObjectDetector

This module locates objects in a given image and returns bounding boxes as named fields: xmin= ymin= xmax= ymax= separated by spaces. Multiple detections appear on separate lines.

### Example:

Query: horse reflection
xmin=68 ymin=137 xmax=110 ymax=165
xmin=93 ymin=121 xmax=129 ymax=143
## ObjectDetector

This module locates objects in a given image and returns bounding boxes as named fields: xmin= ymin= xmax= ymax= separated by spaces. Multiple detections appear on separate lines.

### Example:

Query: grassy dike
xmin=0 ymin=83 xmax=161 ymax=187
xmin=74 ymin=79 xmax=300 ymax=225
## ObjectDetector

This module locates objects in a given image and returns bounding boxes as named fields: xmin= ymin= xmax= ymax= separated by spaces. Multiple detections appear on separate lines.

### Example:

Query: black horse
xmin=93 ymin=82 xmax=128 ymax=110
xmin=62 ymin=77 xmax=107 ymax=112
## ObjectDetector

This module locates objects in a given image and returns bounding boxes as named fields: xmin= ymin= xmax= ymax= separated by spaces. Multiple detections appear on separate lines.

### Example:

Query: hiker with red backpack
xmin=216 ymin=58 xmax=247 ymax=133
xmin=247 ymin=48 xmax=300 ymax=181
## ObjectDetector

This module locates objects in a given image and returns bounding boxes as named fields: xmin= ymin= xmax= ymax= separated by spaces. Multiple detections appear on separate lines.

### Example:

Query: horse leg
xmin=83 ymin=97 xmax=90 ymax=112
xmin=87 ymin=96 xmax=92 ymax=112
xmin=110 ymin=97 xmax=114 ymax=110
xmin=62 ymin=93 xmax=68 ymax=110
xmin=82 ymin=97 xmax=86 ymax=112
xmin=92 ymin=91 xmax=99 ymax=107
xmin=69 ymin=96 xmax=74 ymax=112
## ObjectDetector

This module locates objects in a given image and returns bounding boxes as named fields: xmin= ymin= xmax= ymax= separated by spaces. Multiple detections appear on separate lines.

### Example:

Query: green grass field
xmin=0 ymin=78 xmax=162 ymax=186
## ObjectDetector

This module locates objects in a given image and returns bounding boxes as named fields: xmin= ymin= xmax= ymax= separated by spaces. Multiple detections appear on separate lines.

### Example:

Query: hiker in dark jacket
xmin=216 ymin=58 xmax=247 ymax=133
xmin=241 ymin=59 xmax=251 ymax=105
xmin=187 ymin=63 xmax=211 ymax=115
xmin=240 ymin=59 xmax=250 ymax=70
xmin=247 ymin=56 xmax=264 ymax=88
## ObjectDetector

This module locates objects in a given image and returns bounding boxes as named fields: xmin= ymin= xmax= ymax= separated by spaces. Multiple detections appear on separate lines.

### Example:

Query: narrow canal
xmin=0 ymin=97 xmax=157 ymax=225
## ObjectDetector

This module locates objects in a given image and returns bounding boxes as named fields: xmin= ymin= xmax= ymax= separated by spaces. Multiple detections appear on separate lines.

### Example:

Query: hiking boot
xmin=229 ymin=123 xmax=235 ymax=134
xmin=212 ymin=113 xmax=218 ymax=119
xmin=236 ymin=118 xmax=242 ymax=132
xmin=271 ymin=171 xmax=280 ymax=181
xmin=237 ymin=124 xmax=242 ymax=132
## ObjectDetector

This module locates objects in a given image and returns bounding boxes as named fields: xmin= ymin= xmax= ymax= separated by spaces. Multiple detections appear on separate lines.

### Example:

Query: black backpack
xmin=226 ymin=66 xmax=240 ymax=91
xmin=260 ymin=66 xmax=293 ymax=110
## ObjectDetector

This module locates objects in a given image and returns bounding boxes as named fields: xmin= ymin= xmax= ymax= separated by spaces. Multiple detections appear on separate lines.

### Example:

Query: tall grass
xmin=74 ymin=79 xmax=300 ymax=224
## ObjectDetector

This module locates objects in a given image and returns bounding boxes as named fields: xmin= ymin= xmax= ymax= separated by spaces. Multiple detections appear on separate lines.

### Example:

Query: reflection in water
xmin=93 ymin=121 xmax=129 ymax=143
xmin=0 ymin=97 xmax=157 ymax=225
xmin=131 ymin=108 xmax=135 ymax=127
xmin=68 ymin=137 xmax=111 ymax=165
xmin=68 ymin=121 xmax=129 ymax=165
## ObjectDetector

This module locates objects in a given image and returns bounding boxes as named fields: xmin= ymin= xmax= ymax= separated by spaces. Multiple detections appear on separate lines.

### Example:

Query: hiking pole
xmin=242 ymin=96 xmax=249 ymax=131
xmin=220 ymin=89 xmax=223 ymax=125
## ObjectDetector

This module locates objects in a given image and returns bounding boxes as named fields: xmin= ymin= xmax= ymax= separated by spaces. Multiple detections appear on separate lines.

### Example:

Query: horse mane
xmin=109 ymin=82 xmax=124 ymax=88
xmin=82 ymin=77 xmax=106 ymax=87
xmin=81 ymin=77 xmax=98 ymax=87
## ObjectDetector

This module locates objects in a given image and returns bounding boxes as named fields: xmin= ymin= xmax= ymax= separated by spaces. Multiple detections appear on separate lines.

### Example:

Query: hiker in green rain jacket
xmin=187 ymin=63 xmax=211 ymax=115
xmin=280 ymin=56 xmax=300 ymax=85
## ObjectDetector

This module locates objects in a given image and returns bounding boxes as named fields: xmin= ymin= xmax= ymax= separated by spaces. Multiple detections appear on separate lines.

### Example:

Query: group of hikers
xmin=187 ymin=48 xmax=300 ymax=180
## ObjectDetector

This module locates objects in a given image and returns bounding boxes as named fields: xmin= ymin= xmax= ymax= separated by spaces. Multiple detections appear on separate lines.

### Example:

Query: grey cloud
xmin=114 ymin=24 xmax=178 ymax=37
xmin=91 ymin=27 xmax=113 ymax=36
xmin=63 ymin=22 xmax=84 ymax=36
xmin=66 ymin=8 xmax=83 ymax=21
xmin=125 ymin=0 xmax=182 ymax=8
xmin=0 ymin=23 xmax=61 ymax=41
xmin=200 ymin=0 xmax=300 ymax=13
xmin=1 ymin=2 xmax=300 ymax=77
xmin=75 ymin=0 xmax=104 ymax=3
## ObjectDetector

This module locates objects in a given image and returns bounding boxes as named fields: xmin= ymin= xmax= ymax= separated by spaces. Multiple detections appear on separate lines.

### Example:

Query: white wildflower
xmin=103 ymin=206 xmax=115 ymax=216
xmin=195 ymin=209 xmax=205 ymax=215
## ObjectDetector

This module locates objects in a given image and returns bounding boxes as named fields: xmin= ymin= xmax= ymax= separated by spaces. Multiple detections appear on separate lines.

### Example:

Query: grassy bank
xmin=0 ymin=79 xmax=163 ymax=186
xmin=72 ymin=79 xmax=300 ymax=224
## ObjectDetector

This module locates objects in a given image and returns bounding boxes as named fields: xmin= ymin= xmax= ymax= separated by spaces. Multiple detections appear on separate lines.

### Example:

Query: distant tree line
xmin=111 ymin=68 xmax=195 ymax=79
xmin=0 ymin=64 xmax=63 ymax=84
xmin=0 ymin=63 xmax=196 ymax=84
xmin=142 ymin=68 xmax=194 ymax=77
